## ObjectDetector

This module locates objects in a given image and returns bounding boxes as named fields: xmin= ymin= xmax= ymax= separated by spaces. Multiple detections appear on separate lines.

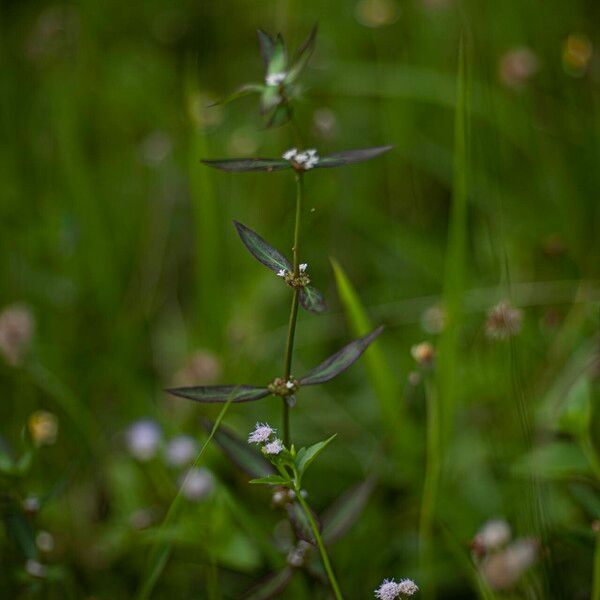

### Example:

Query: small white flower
xmin=285 ymin=380 xmax=295 ymax=389
xmin=36 ymin=531 xmax=54 ymax=553
xmin=277 ymin=268 xmax=288 ymax=277
xmin=375 ymin=578 xmax=418 ymax=599
xmin=248 ymin=422 xmax=276 ymax=445
xmin=26 ymin=559 xmax=47 ymax=578
xmin=282 ymin=148 xmax=298 ymax=160
xmin=263 ymin=438 xmax=284 ymax=455
xmin=165 ymin=435 xmax=198 ymax=467
xmin=375 ymin=579 xmax=400 ymax=600
xmin=475 ymin=519 xmax=512 ymax=551
xmin=299 ymin=263 xmax=308 ymax=272
xmin=397 ymin=579 xmax=419 ymax=596
xmin=266 ymin=71 xmax=287 ymax=86
xmin=180 ymin=467 xmax=215 ymax=501
xmin=126 ymin=420 xmax=162 ymax=461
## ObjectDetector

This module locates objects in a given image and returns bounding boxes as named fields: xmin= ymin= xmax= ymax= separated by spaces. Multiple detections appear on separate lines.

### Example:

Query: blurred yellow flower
xmin=563 ymin=33 xmax=593 ymax=76
xmin=28 ymin=411 xmax=59 ymax=446
xmin=355 ymin=0 xmax=399 ymax=28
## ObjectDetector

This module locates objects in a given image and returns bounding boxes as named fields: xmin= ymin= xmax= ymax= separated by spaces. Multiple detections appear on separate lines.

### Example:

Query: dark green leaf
xmin=299 ymin=326 xmax=384 ymax=386
xmin=250 ymin=475 xmax=291 ymax=486
xmin=321 ymin=479 xmax=375 ymax=544
xmin=267 ymin=34 xmax=287 ymax=76
xmin=201 ymin=158 xmax=290 ymax=173
xmin=317 ymin=145 xmax=394 ymax=168
xmin=166 ymin=385 xmax=269 ymax=404
xmin=242 ymin=568 xmax=294 ymax=600
xmin=286 ymin=501 xmax=319 ymax=545
xmin=212 ymin=83 xmax=264 ymax=107
xmin=257 ymin=30 xmax=275 ymax=68
xmin=299 ymin=285 xmax=327 ymax=314
xmin=234 ymin=221 xmax=292 ymax=274
xmin=286 ymin=25 xmax=317 ymax=83
xmin=200 ymin=419 xmax=274 ymax=478
xmin=295 ymin=435 xmax=336 ymax=476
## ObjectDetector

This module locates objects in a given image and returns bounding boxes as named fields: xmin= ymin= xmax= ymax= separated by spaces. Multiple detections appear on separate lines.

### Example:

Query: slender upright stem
xmin=592 ymin=523 xmax=600 ymax=600
xmin=281 ymin=173 xmax=304 ymax=445
xmin=419 ymin=374 xmax=440 ymax=599
xmin=296 ymin=487 xmax=344 ymax=600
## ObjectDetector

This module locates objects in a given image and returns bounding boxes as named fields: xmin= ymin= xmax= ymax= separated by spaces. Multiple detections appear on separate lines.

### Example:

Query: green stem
xmin=296 ymin=488 xmax=344 ymax=600
xmin=593 ymin=524 xmax=600 ymax=600
xmin=419 ymin=374 xmax=440 ymax=599
xmin=281 ymin=173 xmax=304 ymax=445
xmin=581 ymin=431 xmax=600 ymax=481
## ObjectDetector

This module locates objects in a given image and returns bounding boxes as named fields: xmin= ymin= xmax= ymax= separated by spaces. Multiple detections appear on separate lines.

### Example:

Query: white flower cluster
xmin=374 ymin=578 xmax=419 ymax=599
xmin=265 ymin=71 xmax=287 ymax=86
xmin=248 ymin=422 xmax=284 ymax=455
xmin=277 ymin=263 xmax=308 ymax=278
xmin=282 ymin=148 xmax=319 ymax=170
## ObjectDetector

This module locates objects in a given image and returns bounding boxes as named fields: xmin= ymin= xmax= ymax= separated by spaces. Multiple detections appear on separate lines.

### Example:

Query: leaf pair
xmin=217 ymin=27 xmax=317 ymax=128
xmin=202 ymin=145 xmax=394 ymax=173
xmin=234 ymin=220 xmax=326 ymax=313
xmin=167 ymin=326 xmax=384 ymax=404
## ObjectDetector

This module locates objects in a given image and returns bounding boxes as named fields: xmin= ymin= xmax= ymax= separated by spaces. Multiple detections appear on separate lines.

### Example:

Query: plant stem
xmin=296 ymin=488 xmax=344 ymax=600
xmin=281 ymin=173 xmax=304 ymax=445
xmin=419 ymin=374 xmax=440 ymax=599
xmin=593 ymin=524 xmax=600 ymax=600
xmin=581 ymin=431 xmax=600 ymax=481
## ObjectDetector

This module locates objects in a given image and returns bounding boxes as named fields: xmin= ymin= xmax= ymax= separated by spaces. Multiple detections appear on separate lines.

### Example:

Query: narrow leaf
xmin=201 ymin=158 xmax=290 ymax=173
xmin=242 ymin=568 xmax=294 ymax=600
xmin=211 ymin=83 xmax=264 ymax=107
xmin=316 ymin=145 xmax=394 ymax=168
xmin=266 ymin=103 xmax=293 ymax=128
xmin=250 ymin=475 xmax=291 ymax=486
xmin=267 ymin=33 xmax=287 ymax=76
xmin=321 ymin=479 xmax=375 ymax=544
xmin=166 ymin=385 xmax=269 ymax=404
xmin=296 ymin=435 xmax=336 ymax=476
xmin=286 ymin=25 xmax=318 ymax=83
xmin=200 ymin=419 xmax=274 ymax=478
xmin=260 ymin=86 xmax=282 ymax=114
xmin=299 ymin=327 xmax=384 ymax=386
xmin=286 ymin=501 xmax=319 ymax=545
xmin=257 ymin=30 xmax=275 ymax=68
xmin=299 ymin=285 xmax=327 ymax=314
xmin=234 ymin=221 xmax=292 ymax=274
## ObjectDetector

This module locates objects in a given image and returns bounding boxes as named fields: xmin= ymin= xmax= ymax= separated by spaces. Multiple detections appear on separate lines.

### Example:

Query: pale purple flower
xmin=263 ymin=438 xmax=284 ymax=455
xmin=165 ymin=435 xmax=198 ymax=467
xmin=248 ymin=422 xmax=276 ymax=445
xmin=180 ymin=467 xmax=215 ymax=501
xmin=282 ymin=147 xmax=319 ymax=170
xmin=125 ymin=419 xmax=162 ymax=461
xmin=375 ymin=578 xmax=419 ymax=599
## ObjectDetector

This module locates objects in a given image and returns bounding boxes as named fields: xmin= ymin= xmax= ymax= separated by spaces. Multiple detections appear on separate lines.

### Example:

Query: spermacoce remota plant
xmin=167 ymin=27 xmax=414 ymax=599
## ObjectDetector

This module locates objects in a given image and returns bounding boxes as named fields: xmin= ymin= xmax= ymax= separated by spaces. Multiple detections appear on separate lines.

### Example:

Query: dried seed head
xmin=28 ymin=411 xmax=58 ymax=447
xmin=248 ymin=422 xmax=276 ymax=445
xmin=411 ymin=341 xmax=435 ymax=368
xmin=0 ymin=304 xmax=35 ymax=367
xmin=268 ymin=377 xmax=299 ymax=397
xmin=485 ymin=300 xmax=522 ymax=340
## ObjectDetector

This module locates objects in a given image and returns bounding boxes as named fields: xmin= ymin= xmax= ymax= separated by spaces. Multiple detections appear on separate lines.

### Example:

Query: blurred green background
xmin=1 ymin=0 xmax=599 ymax=598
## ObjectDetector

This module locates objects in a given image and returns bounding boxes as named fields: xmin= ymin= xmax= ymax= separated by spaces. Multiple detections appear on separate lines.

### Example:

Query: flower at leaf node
xmin=263 ymin=438 xmax=284 ymax=455
xmin=299 ymin=263 xmax=308 ymax=272
xmin=248 ymin=422 xmax=276 ymax=445
xmin=277 ymin=269 xmax=288 ymax=278
xmin=282 ymin=147 xmax=319 ymax=170
xmin=266 ymin=72 xmax=287 ymax=86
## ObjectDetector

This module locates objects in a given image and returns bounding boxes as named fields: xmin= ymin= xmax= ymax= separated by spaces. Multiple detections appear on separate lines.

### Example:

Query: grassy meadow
xmin=1 ymin=0 xmax=600 ymax=598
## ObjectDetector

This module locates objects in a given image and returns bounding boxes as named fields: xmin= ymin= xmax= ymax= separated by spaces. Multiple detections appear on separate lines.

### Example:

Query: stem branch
xmin=281 ymin=173 xmax=304 ymax=445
